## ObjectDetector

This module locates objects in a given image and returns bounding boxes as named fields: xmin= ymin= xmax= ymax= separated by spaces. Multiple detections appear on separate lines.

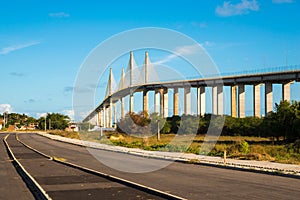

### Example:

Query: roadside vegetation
xmin=2 ymin=100 xmax=300 ymax=164
xmin=0 ymin=112 xmax=70 ymax=130
xmin=67 ymin=100 xmax=300 ymax=164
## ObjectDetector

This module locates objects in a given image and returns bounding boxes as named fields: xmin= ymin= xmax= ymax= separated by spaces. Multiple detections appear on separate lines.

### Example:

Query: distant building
xmin=65 ymin=122 xmax=79 ymax=132
xmin=0 ymin=118 xmax=4 ymax=130
xmin=19 ymin=123 xmax=37 ymax=131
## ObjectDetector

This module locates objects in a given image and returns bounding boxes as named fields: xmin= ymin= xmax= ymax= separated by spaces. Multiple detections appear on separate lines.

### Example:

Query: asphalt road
xmin=19 ymin=133 xmax=300 ymax=200
xmin=0 ymin=133 xmax=34 ymax=200
xmin=5 ymin=133 xmax=166 ymax=200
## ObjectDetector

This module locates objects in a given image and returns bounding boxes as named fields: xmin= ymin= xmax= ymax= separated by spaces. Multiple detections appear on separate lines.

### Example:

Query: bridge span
xmin=83 ymin=51 xmax=300 ymax=127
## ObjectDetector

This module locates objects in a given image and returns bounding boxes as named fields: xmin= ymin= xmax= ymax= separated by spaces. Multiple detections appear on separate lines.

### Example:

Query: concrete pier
xmin=129 ymin=93 xmax=134 ymax=113
xmin=254 ymin=84 xmax=261 ymax=117
xmin=197 ymin=87 xmax=205 ymax=116
xmin=231 ymin=86 xmax=237 ymax=118
xmin=154 ymin=89 xmax=160 ymax=114
xmin=238 ymin=84 xmax=245 ymax=118
xmin=184 ymin=87 xmax=191 ymax=115
xmin=143 ymin=89 xmax=148 ymax=115
xmin=282 ymin=82 xmax=293 ymax=102
xmin=265 ymin=82 xmax=273 ymax=116
xmin=212 ymin=86 xmax=218 ymax=115
xmin=163 ymin=88 xmax=168 ymax=118
xmin=114 ymin=104 xmax=117 ymax=127
xmin=103 ymin=107 xmax=106 ymax=128
xmin=217 ymin=85 xmax=223 ymax=115
xmin=173 ymin=88 xmax=179 ymax=116
xmin=121 ymin=97 xmax=125 ymax=119
xmin=109 ymin=100 xmax=113 ymax=128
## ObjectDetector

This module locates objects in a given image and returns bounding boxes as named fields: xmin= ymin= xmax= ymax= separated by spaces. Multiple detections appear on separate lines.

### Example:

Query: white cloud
xmin=154 ymin=45 xmax=201 ymax=65
xmin=49 ymin=12 xmax=70 ymax=18
xmin=62 ymin=109 xmax=74 ymax=120
xmin=216 ymin=0 xmax=259 ymax=17
xmin=0 ymin=104 xmax=12 ymax=113
xmin=272 ymin=0 xmax=293 ymax=3
xmin=36 ymin=112 xmax=47 ymax=118
xmin=0 ymin=41 xmax=40 ymax=55
xmin=201 ymin=41 xmax=216 ymax=48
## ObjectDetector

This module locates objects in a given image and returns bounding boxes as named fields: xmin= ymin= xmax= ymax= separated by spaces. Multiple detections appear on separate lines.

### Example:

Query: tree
xmin=263 ymin=100 xmax=300 ymax=141
xmin=38 ymin=113 xmax=70 ymax=130
xmin=3 ymin=113 xmax=38 ymax=128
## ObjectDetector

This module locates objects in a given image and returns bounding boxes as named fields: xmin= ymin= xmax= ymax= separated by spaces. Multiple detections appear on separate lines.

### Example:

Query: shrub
xmin=240 ymin=141 xmax=250 ymax=154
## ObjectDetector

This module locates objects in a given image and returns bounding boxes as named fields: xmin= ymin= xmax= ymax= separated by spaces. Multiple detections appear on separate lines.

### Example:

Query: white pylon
xmin=118 ymin=68 xmax=125 ymax=90
xmin=105 ymin=68 xmax=117 ymax=98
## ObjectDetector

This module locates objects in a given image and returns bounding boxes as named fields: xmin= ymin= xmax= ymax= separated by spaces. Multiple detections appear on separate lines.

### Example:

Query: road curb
xmin=35 ymin=132 xmax=300 ymax=178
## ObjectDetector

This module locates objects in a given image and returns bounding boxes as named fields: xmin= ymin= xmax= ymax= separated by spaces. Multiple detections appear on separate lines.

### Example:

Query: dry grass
xmin=48 ymin=130 xmax=300 ymax=165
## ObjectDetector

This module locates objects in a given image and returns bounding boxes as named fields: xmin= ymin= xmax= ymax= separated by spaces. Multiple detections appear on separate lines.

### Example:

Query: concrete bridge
xmin=82 ymin=51 xmax=300 ymax=127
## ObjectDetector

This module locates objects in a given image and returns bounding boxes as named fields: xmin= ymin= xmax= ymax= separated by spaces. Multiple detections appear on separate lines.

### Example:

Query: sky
xmin=0 ymin=0 xmax=300 ymax=120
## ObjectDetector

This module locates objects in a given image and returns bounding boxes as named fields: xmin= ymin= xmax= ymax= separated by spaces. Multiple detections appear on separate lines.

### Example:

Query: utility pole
xmin=3 ymin=112 xmax=6 ymax=128
xmin=44 ymin=116 xmax=47 ymax=132
xmin=4 ymin=112 xmax=8 ymax=128
xmin=157 ymin=120 xmax=160 ymax=141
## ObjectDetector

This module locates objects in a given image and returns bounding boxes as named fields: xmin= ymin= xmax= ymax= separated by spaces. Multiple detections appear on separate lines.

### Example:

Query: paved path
xmin=0 ymin=133 xmax=34 ymax=200
xmin=19 ymin=133 xmax=300 ymax=200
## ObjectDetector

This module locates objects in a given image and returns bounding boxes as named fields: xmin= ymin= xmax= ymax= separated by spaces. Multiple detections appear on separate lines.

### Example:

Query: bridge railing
xmin=187 ymin=64 xmax=300 ymax=80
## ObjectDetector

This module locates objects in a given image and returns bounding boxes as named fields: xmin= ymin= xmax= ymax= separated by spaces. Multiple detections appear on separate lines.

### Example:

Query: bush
xmin=239 ymin=141 xmax=250 ymax=154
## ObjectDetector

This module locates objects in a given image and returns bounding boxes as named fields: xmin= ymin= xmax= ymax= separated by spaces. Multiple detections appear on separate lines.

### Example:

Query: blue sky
xmin=0 ymin=0 xmax=299 ymax=119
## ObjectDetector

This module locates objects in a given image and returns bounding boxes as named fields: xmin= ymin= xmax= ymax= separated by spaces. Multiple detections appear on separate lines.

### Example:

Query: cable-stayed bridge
xmin=82 ymin=51 xmax=300 ymax=127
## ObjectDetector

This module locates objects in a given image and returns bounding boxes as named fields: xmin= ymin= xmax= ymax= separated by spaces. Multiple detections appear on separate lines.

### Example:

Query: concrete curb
xmin=35 ymin=132 xmax=300 ymax=178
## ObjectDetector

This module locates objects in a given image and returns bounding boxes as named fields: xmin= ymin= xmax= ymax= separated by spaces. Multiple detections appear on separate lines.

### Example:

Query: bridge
xmin=82 ymin=51 xmax=300 ymax=127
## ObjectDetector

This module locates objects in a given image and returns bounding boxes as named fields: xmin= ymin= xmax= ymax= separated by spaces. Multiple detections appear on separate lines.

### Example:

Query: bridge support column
xmin=212 ymin=86 xmax=218 ymax=115
xmin=143 ymin=89 xmax=148 ymax=116
xmin=121 ymin=98 xmax=125 ymax=119
xmin=265 ymin=83 xmax=273 ymax=116
xmin=109 ymin=100 xmax=113 ymax=128
xmin=231 ymin=86 xmax=237 ymax=118
xmin=173 ymin=87 xmax=179 ymax=116
xmin=114 ymin=103 xmax=117 ymax=128
xmin=217 ymin=85 xmax=223 ymax=115
xmin=159 ymin=89 xmax=164 ymax=116
xmin=97 ymin=111 xmax=101 ymax=126
xmin=184 ymin=87 xmax=191 ymax=115
xmin=104 ymin=106 xmax=108 ymax=128
xmin=254 ymin=84 xmax=261 ymax=117
xmin=129 ymin=92 xmax=134 ymax=113
xmin=282 ymin=81 xmax=293 ymax=102
xmin=103 ymin=107 xmax=106 ymax=128
xmin=154 ymin=89 xmax=160 ymax=114
xmin=107 ymin=106 xmax=110 ymax=128
xmin=163 ymin=88 xmax=168 ymax=118
xmin=197 ymin=87 xmax=205 ymax=116
xmin=238 ymin=84 xmax=245 ymax=118
xmin=101 ymin=110 xmax=104 ymax=127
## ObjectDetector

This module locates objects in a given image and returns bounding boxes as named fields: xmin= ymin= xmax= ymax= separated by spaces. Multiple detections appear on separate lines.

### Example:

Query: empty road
xmin=14 ymin=132 xmax=300 ymax=200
